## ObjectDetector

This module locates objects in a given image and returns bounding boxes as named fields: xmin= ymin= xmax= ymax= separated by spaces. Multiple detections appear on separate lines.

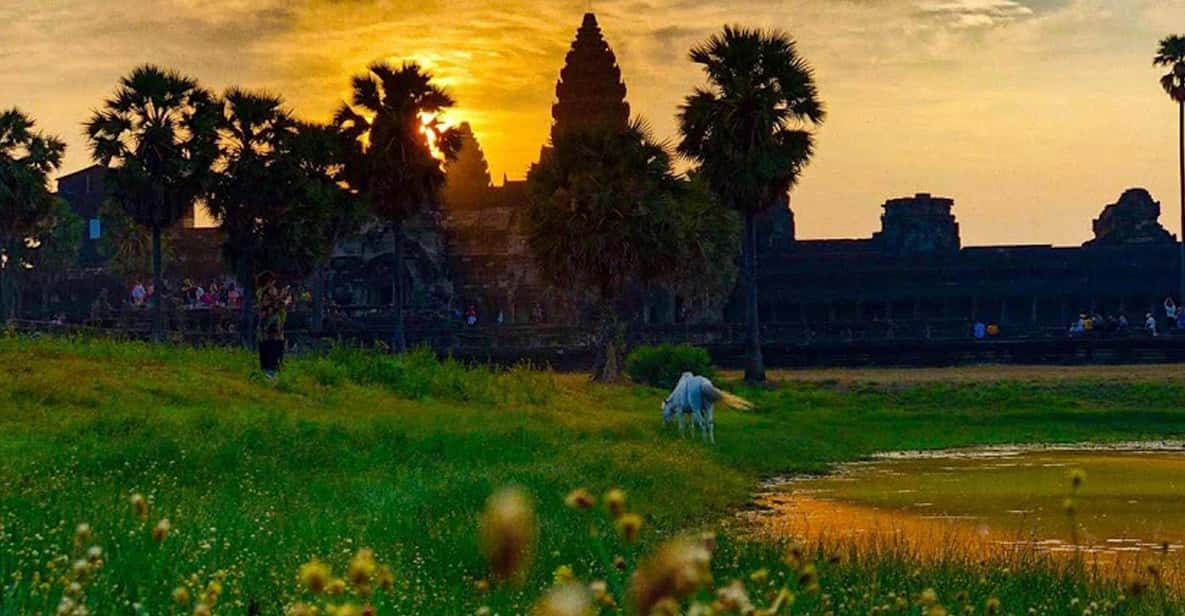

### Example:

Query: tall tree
xmin=334 ymin=61 xmax=460 ymax=352
xmin=678 ymin=26 xmax=825 ymax=383
xmin=526 ymin=121 xmax=682 ymax=382
xmin=208 ymin=90 xmax=362 ymax=348
xmin=0 ymin=108 xmax=66 ymax=320
xmin=1156 ymin=35 xmax=1185 ymax=303
xmin=86 ymin=65 xmax=220 ymax=341
xmin=25 ymin=200 xmax=84 ymax=318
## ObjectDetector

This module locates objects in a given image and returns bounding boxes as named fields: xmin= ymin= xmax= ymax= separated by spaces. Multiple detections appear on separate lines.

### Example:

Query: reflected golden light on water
xmin=743 ymin=449 xmax=1185 ymax=591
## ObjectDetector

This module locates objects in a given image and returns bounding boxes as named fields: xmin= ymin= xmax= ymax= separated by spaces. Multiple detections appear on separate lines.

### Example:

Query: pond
xmin=747 ymin=445 xmax=1185 ymax=575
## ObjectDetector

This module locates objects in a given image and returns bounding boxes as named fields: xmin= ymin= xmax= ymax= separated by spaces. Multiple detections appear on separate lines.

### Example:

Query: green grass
xmin=2 ymin=335 xmax=1185 ymax=614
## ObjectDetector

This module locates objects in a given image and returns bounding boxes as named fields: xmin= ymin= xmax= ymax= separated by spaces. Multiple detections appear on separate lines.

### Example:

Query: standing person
xmin=1166 ymin=297 xmax=1178 ymax=331
xmin=130 ymin=280 xmax=145 ymax=307
xmin=256 ymin=272 xmax=290 ymax=381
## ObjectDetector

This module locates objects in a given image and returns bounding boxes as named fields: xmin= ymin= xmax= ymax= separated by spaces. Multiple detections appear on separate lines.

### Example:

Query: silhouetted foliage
xmin=0 ymin=108 xmax=66 ymax=319
xmin=526 ymin=121 xmax=684 ymax=381
xmin=206 ymin=89 xmax=363 ymax=347
xmin=678 ymin=26 xmax=824 ymax=383
xmin=85 ymin=65 xmax=220 ymax=340
xmin=334 ymin=61 xmax=461 ymax=352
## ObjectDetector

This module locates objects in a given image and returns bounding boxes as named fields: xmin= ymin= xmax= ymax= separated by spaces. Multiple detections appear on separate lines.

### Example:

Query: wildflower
xmin=172 ymin=586 xmax=191 ymax=606
xmin=553 ymin=564 xmax=576 ymax=585
xmin=920 ymin=588 xmax=939 ymax=606
xmin=326 ymin=578 xmax=347 ymax=596
xmin=130 ymin=493 xmax=149 ymax=520
xmin=530 ymin=584 xmax=594 ymax=616
xmin=204 ymin=580 xmax=222 ymax=605
xmin=327 ymin=603 xmax=361 ymax=616
xmin=612 ymin=555 xmax=627 ymax=571
xmin=629 ymin=536 xmax=713 ymax=615
xmin=73 ymin=523 xmax=92 ymax=547
xmin=375 ymin=565 xmax=395 ymax=591
xmin=797 ymin=563 xmax=818 ymax=590
xmin=152 ymin=518 xmax=171 ymax=542
xmin=716 ymin=580 xmax=755 ymax=614
xmin=193 ymin=603 xmax=212 ymax=616
xmin=565 ymin=488 xmax=595 ymax=510
xmin=1063 ymin=498 xmax=1076 ymax=516
xmin=784 ymin=542 xmax=806 ymax=570
xmin=986 ymin=597 xmax=1001 ymax=615
xmin=616 ymin=513 xmax=643 ymax=543
xmin=85 ymin=546 xmax=102 ymax=563
xmin=299 ymin=559 xmax=331 ymax=593
xmin=475 ymin=607 xmax=492 ymax=616
xmin=288 ymin=603 xmax=319 ymax=616
xmin=588 ymin=580 xmax=616 ymax=608
xmin=758 ymin=588 xmax=795 ymax=616
xmin=603 ymin=489 xmax=626 ymax=518
xmin=1069 ymin=468 xmax=1086 ymax=489
xmin=479 ymin=487 xmax=538 ymax=585
xmin=750 ymin=568 xmax=769 ymax=584
xmin=348 ymin=548 xmax=377 ymax=588
xmin=474 ymin=579 xmax=491 ymax=593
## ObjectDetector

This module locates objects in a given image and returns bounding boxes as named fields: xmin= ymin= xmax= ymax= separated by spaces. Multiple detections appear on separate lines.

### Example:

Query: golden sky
xmin=2 ymin=0 xmax=1184 ymax=245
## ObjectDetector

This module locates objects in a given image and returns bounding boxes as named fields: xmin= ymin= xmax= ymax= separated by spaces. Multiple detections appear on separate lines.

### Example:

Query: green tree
xmin=208 ymin=89 xmax=361 ymax=347
xmin=658 ymin=176 xmax=741 ymax=323
xmin=678 ymin=26 xmax=825 ymax=383
xmin=85 ymin=64 xmax=221 ymax=341
xmin=1156 ymin=35 xmax=1185 ymax=302
xmin=0 ymin=108 xmax=66 ymax=320
xmin=334 ymin=62 xmax=460 ymax=352
xmin=25 ymin=200 xmax=84 ymax=318
xmin=526 ymin=121 xmax=681 ymax=382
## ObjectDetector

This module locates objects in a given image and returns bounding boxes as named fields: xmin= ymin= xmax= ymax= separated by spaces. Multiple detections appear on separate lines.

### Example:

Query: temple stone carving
xmin=1085 ymin=188 xmax=1175 ymax=247
xmin=872 ymin=193 xmax=961 ymax=256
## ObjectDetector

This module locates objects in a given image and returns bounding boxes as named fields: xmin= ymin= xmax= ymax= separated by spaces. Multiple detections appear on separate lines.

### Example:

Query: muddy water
xmin=748 ymin=447 xmax=1185 ymax=571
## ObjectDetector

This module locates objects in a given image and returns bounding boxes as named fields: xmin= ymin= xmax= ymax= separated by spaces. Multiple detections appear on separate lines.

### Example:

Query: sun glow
xmin=420 ymin=111 xmax=457 ymax=164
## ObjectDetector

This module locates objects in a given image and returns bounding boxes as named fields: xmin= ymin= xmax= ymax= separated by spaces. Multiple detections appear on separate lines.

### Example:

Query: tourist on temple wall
xmin=1146 ymin=312 xmax=1159 ymax=336
xmin=130 ymin=280 xmax=145 ymax=307
xmin=973 ymin=321 xmax=986 ymax=339
xmin=256 ymin=271 xmax=290 ymax=380
xmin=1165 ymin=297 xmax=1177 ymax=330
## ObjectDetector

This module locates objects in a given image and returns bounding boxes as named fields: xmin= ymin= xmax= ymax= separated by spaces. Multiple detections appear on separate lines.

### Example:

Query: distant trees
xmin=527 ymin=121 xmax=688 ymax=382
xmin=334 ymin=62 xmax=461 ymax=352
xmin=207 ymin=89 xmax=362 ymax=348
xmin=0 ymin=108 xmax=66 ymax=320
xmin=1155 ymin=35 xmax=1185 ymax=302
xmin=678 ymin=27 xmax=824 ymax=383
xmin=86 ymin=65 xmax=221 ymax=341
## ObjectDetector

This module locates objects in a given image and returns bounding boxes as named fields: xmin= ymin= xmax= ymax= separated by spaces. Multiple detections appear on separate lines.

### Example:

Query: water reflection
xmin=747 ymin=447 xmax=1185 ymax=575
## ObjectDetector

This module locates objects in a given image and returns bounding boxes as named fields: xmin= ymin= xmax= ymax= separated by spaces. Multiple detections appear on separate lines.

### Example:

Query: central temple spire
xmin=550 ymin=12 xmax=630 ymax=142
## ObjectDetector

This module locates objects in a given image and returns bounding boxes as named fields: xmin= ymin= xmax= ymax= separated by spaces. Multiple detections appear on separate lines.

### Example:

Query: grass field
xmin=4 ymin=336 xmax=1185 ymax=614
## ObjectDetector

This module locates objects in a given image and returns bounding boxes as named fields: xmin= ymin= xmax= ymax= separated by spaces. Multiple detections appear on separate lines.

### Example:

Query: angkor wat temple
xmin=54 ymin=12 xmax=1183 ymax=353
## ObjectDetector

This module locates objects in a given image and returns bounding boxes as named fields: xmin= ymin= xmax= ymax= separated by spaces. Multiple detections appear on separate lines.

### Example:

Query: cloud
xmin=3 ymin=0 xmax=1184 ymax=245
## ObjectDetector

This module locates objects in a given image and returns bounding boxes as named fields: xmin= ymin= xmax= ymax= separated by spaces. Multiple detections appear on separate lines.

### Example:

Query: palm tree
xmin=86 ymin=65 xmax=220 ymax=341
xmin=207 ymin=89 xmax=296 ymax=349
xmin=526 ymin=120 xmax=681 ymax=381
xmin=1156 ymin=35 xmax=1185 ymax=303
xmin=678 ymin=26 xmax=825 ymax=383
xmin=334 ymin=62 xmax=460 ymax=352
xmin=0 ymin=108 xmax=66 ymax=320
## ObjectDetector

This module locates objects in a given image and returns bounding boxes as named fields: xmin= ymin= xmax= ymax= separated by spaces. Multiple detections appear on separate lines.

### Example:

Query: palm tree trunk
xmin=311 ymin=266 xmax=325 ymax=335
xmin=391 ymin=220 xmax=407 ymax=353
xmin=1179 ymin=100 xmax=1185 ymax=304
xmin=151 ymin=223 xmax=163 ymax=342
xmin=742 ymin=211 xmax=766 ymax=383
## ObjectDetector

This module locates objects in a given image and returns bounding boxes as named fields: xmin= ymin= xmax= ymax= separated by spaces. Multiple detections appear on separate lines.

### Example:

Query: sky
xmin=2 ymin=0 xmax=1183 ymax=245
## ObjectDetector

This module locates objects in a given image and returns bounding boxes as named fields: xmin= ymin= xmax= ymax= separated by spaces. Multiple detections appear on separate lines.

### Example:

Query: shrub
xmin=625 ymin=344 xmax=713 ymax=389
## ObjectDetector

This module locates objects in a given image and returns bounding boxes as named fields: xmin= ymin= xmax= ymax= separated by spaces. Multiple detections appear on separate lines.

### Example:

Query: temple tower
xmin=550 ymin=13 xmax=630 ymax=141
xmin=442 ymin=122 xmax=493 ymax=210
xmin=872 ymin=193 xmax=961 ymax=256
